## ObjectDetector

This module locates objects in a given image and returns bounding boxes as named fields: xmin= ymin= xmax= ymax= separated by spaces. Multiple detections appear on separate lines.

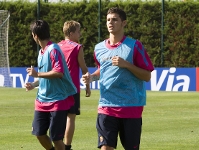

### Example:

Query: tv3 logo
xmin=151 ymin=67 xmax=191 ymax=91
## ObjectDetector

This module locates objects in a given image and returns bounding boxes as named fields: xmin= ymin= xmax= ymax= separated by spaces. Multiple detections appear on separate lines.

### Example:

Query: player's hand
xmin=82 ymin=72 xmax=91 ymax=84
xmin=85 ymin=85 xmax=91 ymax=97
xmin=112 ymin=56 xmax=127 ymax=68
xmin=26 ymin=66 xmax=38 ymax=77
xmin=24 ymin=82 xmax=35 ymax=91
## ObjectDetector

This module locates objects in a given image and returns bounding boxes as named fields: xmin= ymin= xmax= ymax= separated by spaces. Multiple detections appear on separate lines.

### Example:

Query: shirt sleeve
xmin=94 ymin=52 xmax=100 ymax=69
xmin=133 ymin=40 xmax=154 ymax=72
xmin=50 ymin=49 xmax=64 ymax=73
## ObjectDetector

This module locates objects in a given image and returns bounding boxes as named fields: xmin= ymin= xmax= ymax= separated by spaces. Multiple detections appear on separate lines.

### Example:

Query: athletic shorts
xmin=68 ymin=93 xmax=80 ymax=115
xmin=96 ymin=113 xmax=142 ymax=150
xmin=32 ymin=110 xmax=68 ymax=141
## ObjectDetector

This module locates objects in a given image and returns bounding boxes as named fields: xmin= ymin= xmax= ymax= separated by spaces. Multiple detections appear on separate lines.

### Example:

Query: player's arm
xmin=78 ymin=47 xmax=89 ymax=76
xmin=78 ymin=46 xmax=91 ymax=97
xmin=90 ymin=53 xmax=101 ymax=82
xmin=112 ymin=41 xmax=154 ymax=82
xmin=118 ymin=60 xmax=151 ymax=82
xmin=27 ymin=49 xmax=64 ymax=79
xmin=112 ymin=56 xmax=151 ymax=82
xmin=37 ymin=70 xmax=63 ymax=78
xmin=90 ymin=69 xmax=100 ymax=82
xmin=32 ymin=80 xmax=39 ymax=87
xmin=81 ymin=68 xmax=100 ymax=85
xmin=24 ymin=79 xmax=39 ymax=91
xmin=90 ymin=52 xmax=100 ymax=82
xmin=27 ymin=67 xmax=63 ymax=78
xmin=82 ymin=66 xmax=100 ymax=84
xmin=82 ymin=52 xmax=100 ymax=84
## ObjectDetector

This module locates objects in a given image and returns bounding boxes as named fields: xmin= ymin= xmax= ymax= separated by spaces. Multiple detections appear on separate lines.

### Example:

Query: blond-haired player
xmin=58 ymin=20 xmax=91 ymax=150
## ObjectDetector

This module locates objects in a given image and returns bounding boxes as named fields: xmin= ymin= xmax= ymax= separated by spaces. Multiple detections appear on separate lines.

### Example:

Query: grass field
xmin=0 ymin=87 xmax=199 ymax=150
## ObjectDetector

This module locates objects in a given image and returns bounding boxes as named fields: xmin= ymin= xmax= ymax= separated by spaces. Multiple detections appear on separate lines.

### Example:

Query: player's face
xmin=106 ymin=13 xmax=126 ymax=34
xmin=71 ymin=26 xmax=81 ymax=42
xmin=32 ymin=32 xmax=39 ymax=44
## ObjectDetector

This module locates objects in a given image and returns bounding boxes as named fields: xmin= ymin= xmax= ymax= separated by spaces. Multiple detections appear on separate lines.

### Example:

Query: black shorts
xmin=68 ymin=93 xmax=80 ymax=115
xmin=32 ymin=110 xmax=68 ymax=141
xmin=96 ymin=113 xmax=142 ymax=150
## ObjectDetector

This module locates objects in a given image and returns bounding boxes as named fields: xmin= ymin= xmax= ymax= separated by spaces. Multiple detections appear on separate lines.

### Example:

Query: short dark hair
xmin=107 ymin=7 xmax=126 ymax=21
xmin=30 ymin=20 xmax=50 ymax=40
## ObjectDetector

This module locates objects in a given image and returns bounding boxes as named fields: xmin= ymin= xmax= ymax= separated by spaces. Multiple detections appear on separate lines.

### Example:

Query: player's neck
xmin=65 ymin=37 xmax=70 ymax=41
xmin=109 ymin=33 xmax=124 ymax=45
xmin=65 ymin=37 xmax=78 ymax=43
xmin=39 ymin=40 xmax=50 ymax=51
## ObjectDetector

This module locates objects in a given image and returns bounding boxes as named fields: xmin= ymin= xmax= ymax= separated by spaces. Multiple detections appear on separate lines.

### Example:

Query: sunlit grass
xmin=0 ymin=88 xmax=199 ymax=150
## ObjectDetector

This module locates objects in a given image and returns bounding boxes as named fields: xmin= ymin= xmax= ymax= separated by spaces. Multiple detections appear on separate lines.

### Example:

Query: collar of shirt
xmin=41 ymin=41 xmax=53 ymax=55
xmin=106 ymin=36 xmax=126 ymax=48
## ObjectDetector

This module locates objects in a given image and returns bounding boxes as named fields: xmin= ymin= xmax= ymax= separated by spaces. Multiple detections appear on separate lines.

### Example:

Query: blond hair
xmin=63 ymin=20 xmax=81 ymax=37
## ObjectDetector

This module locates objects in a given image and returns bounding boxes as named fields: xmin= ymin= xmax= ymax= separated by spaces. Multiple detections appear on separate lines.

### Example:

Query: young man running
xmin=82 ymin=7 xmax=154 ymax=150
xmin=25 ymin=20 xmax=77 ymax=150
xmin=58 ymin=20 xmax=91 ymax=150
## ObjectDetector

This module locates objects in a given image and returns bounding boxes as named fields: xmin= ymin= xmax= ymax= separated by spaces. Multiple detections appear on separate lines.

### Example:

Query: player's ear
xmin=69 ymin=32 xmax=73 ymax=37
xmin=32 ymin=32 xmax=37 ymax=38
xmin=122 ymin=20 xmax=127 ymax=27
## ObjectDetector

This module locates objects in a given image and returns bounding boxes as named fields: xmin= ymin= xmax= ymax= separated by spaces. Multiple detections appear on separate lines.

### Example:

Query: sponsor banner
xmin=149 ymin=67 xmax=196 ymax=91
xmin=196 ymin=67 xmax=199 ymax=91
xmin=0 ymin=67 xmax=198 ymax=91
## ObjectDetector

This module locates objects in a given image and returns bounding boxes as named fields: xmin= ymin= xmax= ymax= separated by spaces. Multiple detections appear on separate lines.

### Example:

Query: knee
xmin=36 ymin=135 xmax=50 ymax=142
xmin=67 ymin=114 xmax=76 ymax=120
xmin=36 ymin=135 xmax=45 ymax=140
xmin=53 ymin=140 xmax=63 ymax=145
xmin=53 ymin=140 xmax=65 ymax=148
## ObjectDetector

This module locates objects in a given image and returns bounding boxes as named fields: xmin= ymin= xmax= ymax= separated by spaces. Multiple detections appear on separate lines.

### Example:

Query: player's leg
xmin=119 ymin=118 xmax=142 ymax=150
xmin=96 ymin=113 xmax=119 ymax=150
xmin=64 ymin=93 xmax=80 ymax=150
xmin=32 ymin=111 xmax=54 ymax=150
xmin=53 ymin=140 xmax=65 ymax=150
xmin=37 ymin=135 xmax=54 ymax=150
xmin=65 ymin=113 xmax=76 ymax=150
xmin=49 ymin=110 xmax=68 ymax=150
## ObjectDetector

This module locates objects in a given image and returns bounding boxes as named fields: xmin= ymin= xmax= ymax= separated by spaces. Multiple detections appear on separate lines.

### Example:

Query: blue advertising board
xmin=0 ymin=67 xmax=198 ymax=91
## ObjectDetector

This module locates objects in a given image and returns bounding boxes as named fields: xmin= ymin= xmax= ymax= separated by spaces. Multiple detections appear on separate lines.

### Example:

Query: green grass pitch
xmin=0 ymin=87 xmax=199 ymax=150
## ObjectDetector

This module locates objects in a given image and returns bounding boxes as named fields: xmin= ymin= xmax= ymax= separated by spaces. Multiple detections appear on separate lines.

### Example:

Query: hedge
xmin=0 ymin=0 xmax=199 ymax=67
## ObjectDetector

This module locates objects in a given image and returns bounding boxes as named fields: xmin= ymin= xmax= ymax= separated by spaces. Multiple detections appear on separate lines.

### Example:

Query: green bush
xmin=1 ymin=0 xmax=199 ymax=67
